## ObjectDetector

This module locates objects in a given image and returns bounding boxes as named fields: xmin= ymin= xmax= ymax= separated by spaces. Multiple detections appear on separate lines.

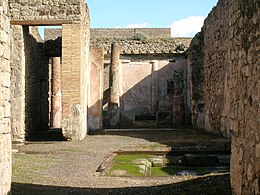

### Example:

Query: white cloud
xmin=169 ymin=16 xmax=205 ymax=37
xmin=114 ymin=23 xmax=149 ymax=28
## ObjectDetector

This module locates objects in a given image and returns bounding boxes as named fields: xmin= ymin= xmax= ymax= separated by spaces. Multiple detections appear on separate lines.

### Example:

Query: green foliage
xmin=176 ymin=43 xmax=186 ymax=51
xmin=133 ymin=33 xmax=148 ymax=41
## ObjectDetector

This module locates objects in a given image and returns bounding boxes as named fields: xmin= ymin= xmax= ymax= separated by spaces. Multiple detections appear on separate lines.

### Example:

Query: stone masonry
xmin=0 ymin=0 xmax=11 ymax=193
xmin=10 ymin=25 xmax=25 ymax=142
xmin=188 ymin=0 xmax=259 ymax=194
xmin=44 ymin=28 xmax=192 ymax=55
xmin=9 ymin=0 xmax=90 ymax=141
xmin=229 ymin=0 xmax=259 ymax=194
xmin=0 ymin=0 xmax=90 ymax=192
xmin=10 ymin=25 xmax=49 ymax=141
xmin=203 ymin=0 xmax=230 ymax=137
xmin=187 ymin=32 xmax=204 ymax=130
xmin=9 ymin=0 xmax=85 ymax=22
xmin=91 ymin=28 xmax=171 ymax=39
xmin=0 ymin=0 xmax=259 ymax=194
xmin=45 ymin=28 xmax=173 ymax=41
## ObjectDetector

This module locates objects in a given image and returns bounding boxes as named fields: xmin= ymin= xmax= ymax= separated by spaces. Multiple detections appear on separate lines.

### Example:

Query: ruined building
xmin=44 ymin=27 xmax=191 ymax=129
xmin=0 ymin=0 xmax=259 ymax=194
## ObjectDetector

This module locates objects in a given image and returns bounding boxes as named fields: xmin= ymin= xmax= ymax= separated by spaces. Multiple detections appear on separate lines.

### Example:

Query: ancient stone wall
xmin=44 ymin=28 xmax=192 ymax=55
xmin=9 ymin=0 xmax=86 ymax=22
xmin=188 ymin=0 xmax=230 ymax=135
xmin=189 ymin=0 xmax=259 ymax=193
xmin=10 ymin=25 xmax=25 ymax=142
xmin=44 ymin=28 xmax=62 ymax=41
xmin=10 ymin=26 xmax=49 ymax=141
xmin=187 ymin=32 xmax=204 ymax=130
xmin=92 ymin=38 xmax=189 ymax=55
xmin=91 ymin=28 xmax=171 ymax=39
xmin=9 ymin=0 xmax=90 ymax=141
xmin=45 ymin=28 xmax=172 ymax=41
xmin=0 ymin=0 xmax=11 ymax=193
xmin=203 ymin=0 xmax=229 ymax=136
xmin=228 ymin=0 xmax=259 ymax=194
xmin=23 ymin=26 xmax=49 ymax=135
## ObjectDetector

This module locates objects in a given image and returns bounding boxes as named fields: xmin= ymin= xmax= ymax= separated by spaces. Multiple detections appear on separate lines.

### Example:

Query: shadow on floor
xmin=26 ymin=128 xmax=67 ymax=141
xmin=89 ymin=129 xmax=231 ymax=151
xmin=12 ymin=174 xmax=231 ymax=195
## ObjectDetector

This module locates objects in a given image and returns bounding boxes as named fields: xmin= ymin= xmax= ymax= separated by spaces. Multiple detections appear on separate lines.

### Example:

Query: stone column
xmin=150 ymin=61 xmax=159 ymax=114
xmin=108 ymin=43 xmax=121 ymax=127
xmin=48 ymin=58 xmax=52 ymax=126
xmin=50 ymin=57 xmax=62 ymax=128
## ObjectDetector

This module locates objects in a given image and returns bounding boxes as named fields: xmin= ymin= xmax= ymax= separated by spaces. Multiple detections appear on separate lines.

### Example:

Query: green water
xmin=106 ymin=154 xmax=230 ymax=177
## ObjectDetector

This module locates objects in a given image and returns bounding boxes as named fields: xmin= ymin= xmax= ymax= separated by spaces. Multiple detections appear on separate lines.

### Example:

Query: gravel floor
xmin=12 ymin=129 xmax=232 ymax=195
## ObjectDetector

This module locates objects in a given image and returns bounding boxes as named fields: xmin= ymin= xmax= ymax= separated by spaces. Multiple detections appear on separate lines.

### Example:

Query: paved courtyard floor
xmin=12 ymin=129 xmax=232 ymax=195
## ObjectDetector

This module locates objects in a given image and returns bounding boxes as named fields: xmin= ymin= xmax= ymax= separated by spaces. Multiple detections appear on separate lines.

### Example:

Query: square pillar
xmin=88 ymin=47 xmax=104 ymax=130
xmin=62 ymin=23 xmax=88 ymax=140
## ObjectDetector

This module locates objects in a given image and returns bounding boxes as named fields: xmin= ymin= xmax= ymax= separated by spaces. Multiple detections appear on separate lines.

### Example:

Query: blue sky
xmin=40 ymin=0 xmax=218 ymax=38
xmin=87 ymin=0 xmax=218 ymax=37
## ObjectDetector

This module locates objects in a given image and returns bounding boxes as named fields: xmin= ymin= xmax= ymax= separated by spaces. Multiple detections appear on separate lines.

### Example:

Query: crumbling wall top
xmin=9 ymin=0 xmax=88 ymax=25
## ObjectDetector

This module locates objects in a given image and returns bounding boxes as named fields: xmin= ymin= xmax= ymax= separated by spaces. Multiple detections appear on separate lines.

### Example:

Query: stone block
xmin=0 ymin=133 xmax=11 ymax=195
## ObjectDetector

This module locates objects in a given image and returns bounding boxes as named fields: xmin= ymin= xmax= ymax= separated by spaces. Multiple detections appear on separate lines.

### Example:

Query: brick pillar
xmin=150 ymin=61 xmax=159 ymax=114
xmin=50 ymin=57 xmax=62 ymax=128
xmin=88 ymin=47 xmax=104 ymax=130
xmin=108 ymin=43 xmax=121 ymax=127
xmin=0 ymin=0 xmax=12 ymax=193
xmin=62 ymin=23 xmax=88 ymax=140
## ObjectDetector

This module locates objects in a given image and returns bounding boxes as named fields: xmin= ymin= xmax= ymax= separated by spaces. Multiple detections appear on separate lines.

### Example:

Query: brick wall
xmin=188 ymin=0 xmax=259 ymax=193
xmin=0 ymin=0 xmax=11 ymax=193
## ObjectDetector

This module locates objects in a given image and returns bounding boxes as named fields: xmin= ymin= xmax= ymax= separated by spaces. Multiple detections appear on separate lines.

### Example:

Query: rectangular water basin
xmin=97 ymin=151 xmax=230 ymax=177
